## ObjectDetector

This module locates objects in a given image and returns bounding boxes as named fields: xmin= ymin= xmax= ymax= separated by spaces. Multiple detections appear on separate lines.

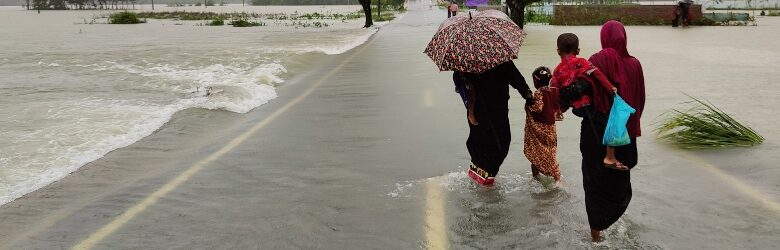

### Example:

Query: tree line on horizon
xmin=249 ymin=0 xmax=358 ymax=4
xmin=27 ymin=0 xmax=146 ymax=10
xmin=23 ymin=0 xmax=374 ymax=10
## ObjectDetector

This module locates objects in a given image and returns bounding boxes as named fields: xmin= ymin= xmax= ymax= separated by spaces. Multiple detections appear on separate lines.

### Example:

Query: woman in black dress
xmin=460 ymin=61 xmax=533 ymax=186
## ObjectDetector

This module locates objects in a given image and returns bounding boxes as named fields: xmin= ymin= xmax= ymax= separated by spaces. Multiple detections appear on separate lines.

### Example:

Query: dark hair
xmin=557 ymin=33 xmax=579 ymax=54
xmin=532 ymin=66 xmax=551 ymax=89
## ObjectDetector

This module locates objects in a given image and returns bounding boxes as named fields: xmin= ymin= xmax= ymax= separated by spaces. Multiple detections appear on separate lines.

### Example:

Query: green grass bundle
xmin=230 ymin=18 xmax=265 ymax=27
xmin=109 ymin=12 xmax=145 ymax=24
xmin=656 ymin=95 xmax=763 ymax=149
xmin=208 ymin=18 xmax=224 ymax=26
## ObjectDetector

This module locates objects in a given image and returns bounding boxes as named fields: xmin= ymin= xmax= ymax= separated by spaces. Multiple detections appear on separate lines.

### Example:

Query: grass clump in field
xmin=373 ymin=11 xmax=396 ymax=22
xmin=137 ymin=11 xmax=235 ymax=20
xmin=207 ymin=17 xmax=224 ymax=26
xmin=230 ymin=18 xmax=265 ymax=27
xmin=108 ymin=12 xmax=145 ymax=24
xmin=656 ymin=95 xmax=763 ymax=149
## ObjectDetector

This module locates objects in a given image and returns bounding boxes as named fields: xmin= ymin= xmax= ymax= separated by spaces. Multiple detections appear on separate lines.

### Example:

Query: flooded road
xmin=1 ymin=1 xmax=779 ymax=249
xmin=0 ymin=4 xmax=374 ymax=206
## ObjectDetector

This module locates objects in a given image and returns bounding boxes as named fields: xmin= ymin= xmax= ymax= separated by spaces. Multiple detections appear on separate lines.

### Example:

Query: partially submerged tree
xmin=358 ymin=0 xmax=373 ymax=27
xmin=506 ymin=0 xmax=544 ymax=28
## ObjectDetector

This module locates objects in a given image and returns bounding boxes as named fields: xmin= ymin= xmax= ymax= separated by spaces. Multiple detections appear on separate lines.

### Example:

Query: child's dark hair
xmin=532 ymin=66 xmax=552 ymax=89
xmin=557 ymin=33 xmax=579 ymax=55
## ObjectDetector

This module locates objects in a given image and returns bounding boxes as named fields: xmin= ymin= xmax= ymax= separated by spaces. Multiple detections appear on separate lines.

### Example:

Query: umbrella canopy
xmin=424 ymin=10 xmax=526 ymax=74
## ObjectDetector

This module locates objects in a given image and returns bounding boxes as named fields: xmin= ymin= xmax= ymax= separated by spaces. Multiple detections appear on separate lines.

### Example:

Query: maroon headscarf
xmin=590 ymin=20 xmax=646 ymax=137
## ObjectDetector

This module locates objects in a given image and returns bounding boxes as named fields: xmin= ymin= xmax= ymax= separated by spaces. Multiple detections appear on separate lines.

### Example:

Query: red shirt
xmin=551 ymin=56 xmax=614 ymax=109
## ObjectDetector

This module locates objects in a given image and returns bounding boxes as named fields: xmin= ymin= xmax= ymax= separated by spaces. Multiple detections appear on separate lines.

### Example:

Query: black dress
xmin=580 ymin=110 xmax=637 ymax=231
xmin=466 ymin=61 xmax=532 ymax=179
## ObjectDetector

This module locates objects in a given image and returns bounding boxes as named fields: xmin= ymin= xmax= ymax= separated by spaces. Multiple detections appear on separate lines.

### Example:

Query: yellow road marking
xmin=423 ymin=88 xmax=434 ymax=107
xmin=73 ymin=42 xmax=373 ymax=250
xmin=678 ymin=151 xmax=780 ymax=215
xmin=424 ymin=178 xmax=449 ymax=250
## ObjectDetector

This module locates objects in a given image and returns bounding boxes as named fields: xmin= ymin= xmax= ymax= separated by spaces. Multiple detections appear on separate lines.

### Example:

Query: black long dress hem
xmin=580 ymin=110 xmax=637 ymax=231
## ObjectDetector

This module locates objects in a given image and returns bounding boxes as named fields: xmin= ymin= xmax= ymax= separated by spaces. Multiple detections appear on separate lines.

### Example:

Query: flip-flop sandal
xmin=603 ymin=162 xmax=629 ymax=171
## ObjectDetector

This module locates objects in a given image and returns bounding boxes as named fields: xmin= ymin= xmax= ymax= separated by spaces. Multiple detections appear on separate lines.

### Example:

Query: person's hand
xmin=468 ymin=113 xmax=478 ymax=126
xmin=521 ymin=90 xmax=533 ymax=100
xmin=610 ymin=87 xmax=618 ymax=94
xmin=525 ymin=95 xmax=535 ymax=106
xmin=555 ymin=112 xmax=564 ymax=121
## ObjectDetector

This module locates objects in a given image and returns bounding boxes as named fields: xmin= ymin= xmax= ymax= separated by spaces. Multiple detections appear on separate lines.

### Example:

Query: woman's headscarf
xmin=590 ymin=20 xmax=646 ymax=137
xmin=600 ymin=20 xmax=630 ymax=58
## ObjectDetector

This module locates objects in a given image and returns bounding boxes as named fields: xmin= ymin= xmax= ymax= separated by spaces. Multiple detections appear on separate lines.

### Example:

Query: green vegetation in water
xmin=285 ymin=20 xmax=330 ymax=28
xmin=699 ymin=12 xmax=757 ymax=26
xmin=656 ymin=95 xmax=764 ymax=149
xmin=251 ymin=0 xmax=364 ymax=4
xmin=132 ymin=9 xmax=401 ymax=28
xmin=371 ymin=0 xmax=406 ymax=11
xmin=230 ymin=18 xmax=266 ymax=27
xmin=208 ymin=18 xmax=225 ymax=26
xmin=524 ymin=10 xmax=551 ymax=24
xmin=136 ymin=11 xmax=362 ymax=21
xmin=372 ymin=10 xmax=397 ymax=22
xmin=438 ymin=0 xmax=501 ymax=9
xmin=707 ymin=7 xmax=780 ymax=10
xmin=768 ymin=10 xmax=780 ymax=16
xmin=167 ymin=2 xmax=187 ymax=7
xmin=108 ymin=12 xmax=145 ymax=24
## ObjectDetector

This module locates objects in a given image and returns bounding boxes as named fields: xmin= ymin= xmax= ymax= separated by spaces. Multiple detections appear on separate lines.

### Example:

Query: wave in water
xmin=0 ymin=25 xmax=385 ymax=205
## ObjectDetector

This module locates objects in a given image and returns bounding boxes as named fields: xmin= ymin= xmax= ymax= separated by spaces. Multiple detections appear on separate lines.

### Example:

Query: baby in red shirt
xmin=551 ymin=33 xmax=626 ymax=170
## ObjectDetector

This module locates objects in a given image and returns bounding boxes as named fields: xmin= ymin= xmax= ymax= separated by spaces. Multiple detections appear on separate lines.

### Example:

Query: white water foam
xmin=387 ymin=169 xmax=544 ymax=198
xmin=291 ymin=20 xmax=394 ymax=55
xmin=1 ymin=23 xmax=388 ymax=206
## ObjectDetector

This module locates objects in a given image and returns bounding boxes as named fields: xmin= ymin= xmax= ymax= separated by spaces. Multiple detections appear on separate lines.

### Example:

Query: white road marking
xmin=423 ymin=88 xmax=434 ymax=107
xmin=73 ymin=41 xmax=372 ymax=250
xmin=424 ymin=178 xmax=449 ymax=250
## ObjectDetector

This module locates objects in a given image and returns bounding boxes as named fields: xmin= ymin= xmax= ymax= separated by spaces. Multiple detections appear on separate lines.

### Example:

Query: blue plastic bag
xmin=603 ymin=94 xmax=636 ymax=147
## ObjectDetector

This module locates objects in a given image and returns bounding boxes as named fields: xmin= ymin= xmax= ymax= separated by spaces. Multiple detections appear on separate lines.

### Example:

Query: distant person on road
xmin=463 ymin=61 xmax=533 ymax=186
xmin=523 ymin=66 xmax=563 ymax=185
xmin=583 ymin=20 xmax=646 ymax=242
xmin=448 ymin=1 xmax=459 ymax=18
xmin=673 ymin=0 xmax=692 ymax=27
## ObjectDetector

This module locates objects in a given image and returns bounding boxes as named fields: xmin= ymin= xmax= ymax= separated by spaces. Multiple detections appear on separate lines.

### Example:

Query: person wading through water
xmin=459 ymin=61 xmax=533 ymax=186
xmin=582 ymin=20 xmax=646 ymax=241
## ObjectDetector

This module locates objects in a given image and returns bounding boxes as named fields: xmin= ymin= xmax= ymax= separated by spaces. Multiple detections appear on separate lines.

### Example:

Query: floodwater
xmin=0 ymin=4 xmax=374 ymax=205
xmin=1 ymin=1 xmax=779 ymax=249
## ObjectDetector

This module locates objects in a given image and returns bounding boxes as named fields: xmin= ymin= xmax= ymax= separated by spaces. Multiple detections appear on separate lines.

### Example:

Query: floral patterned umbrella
xmin=424 ymin=10 xmax=526 ymax=74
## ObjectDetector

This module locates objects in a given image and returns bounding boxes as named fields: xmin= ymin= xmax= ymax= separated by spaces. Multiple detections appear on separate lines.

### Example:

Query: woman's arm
xmin=504 ymin=61 xmax=534 ymax=100
xmin=590 ymin=68 xmax=617 ymax=93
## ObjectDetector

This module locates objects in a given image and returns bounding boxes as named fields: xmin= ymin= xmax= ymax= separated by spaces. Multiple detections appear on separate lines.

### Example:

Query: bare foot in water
xmin=603 ymin=147 xmax=628 ymax=171
xmin=591 ymin=229 xmax=602 ymax=242
xmin=531 ymin=166 xmax=540 ymax=181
